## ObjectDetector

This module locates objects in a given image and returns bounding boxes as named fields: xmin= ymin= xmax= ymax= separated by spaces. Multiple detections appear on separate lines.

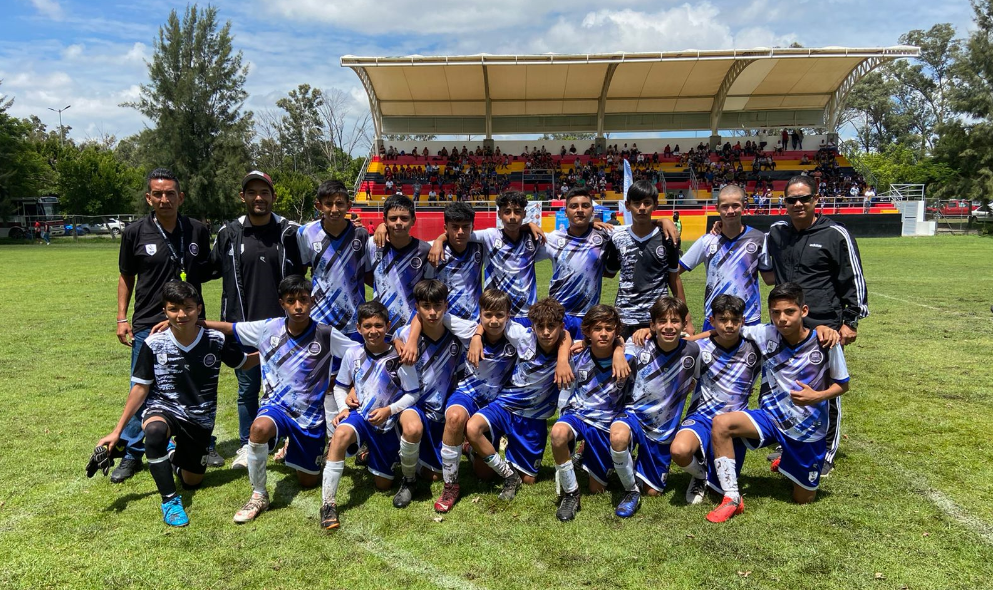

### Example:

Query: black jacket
xmin=759 ymin=215 xmax=868 ymax=330
xmin=207 ymin=214 xmax=303 ymax=322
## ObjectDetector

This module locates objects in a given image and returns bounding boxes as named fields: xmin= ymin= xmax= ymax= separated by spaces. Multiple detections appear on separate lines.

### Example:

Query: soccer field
xmin=1 ymin=236 xmax=991 ymax=590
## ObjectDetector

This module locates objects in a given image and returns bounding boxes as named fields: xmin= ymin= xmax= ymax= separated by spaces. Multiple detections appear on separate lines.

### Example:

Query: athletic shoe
xmin=497 ymin=471 xmax=522 ymax=501
xmin=110 ymin=457 xmax=143 ymax=483
xmin=233 ymin=492 xmax=270 ymax=523
xmin=766 ymin=445 xmax=783 ymax=462
xmin=685 ymin=477 xmax=707 ymax=505
xmin=320 ymin=502 xmax=339 ymax=530
xmin=354 ymin=443 xmax=370 ymax=467
xmin=273 ymin=440 xmax=288 ymax=464
xmin=167 ymin=439 xmax=176 ymax=462
xmin=706 ymin=496 xmax=744 ymax=523
xmin=820 ymin=460 xmax=834 ymax=478
xmin=615 ymin=490 xmax=641 ymax=518
xmin=770 ymin=456 xmax=781 ymax=473
xmin=556 ymin=490 xmax=581 ymax=521
xmin=206 ymin=436 xmax=224 ymax=467
xmin=393 ymin=477 xmax=416 ymax=508
xmin=434 ymin=483 xmax=460 ymax=513
xmin=571 ymin=440 xmax=585 ymax=468
xmin=231 ymin=445 xmax=249 ymax=470
xmin=161 ymin=496 xmax=189 ymax=527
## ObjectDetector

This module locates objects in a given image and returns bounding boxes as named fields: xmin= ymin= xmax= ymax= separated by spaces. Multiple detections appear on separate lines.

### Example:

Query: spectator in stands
xmin=422 ymin=147 xmax=429 ymax=158
xmin=781 ymin=129 xmax=789 ymax=151
xmin=664 ymin=144 xmax=672 ymax=157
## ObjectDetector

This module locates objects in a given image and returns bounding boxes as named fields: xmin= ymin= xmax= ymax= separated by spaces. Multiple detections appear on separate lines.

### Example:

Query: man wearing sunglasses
xmin=759 ymin=175 xmax=868 ymax=477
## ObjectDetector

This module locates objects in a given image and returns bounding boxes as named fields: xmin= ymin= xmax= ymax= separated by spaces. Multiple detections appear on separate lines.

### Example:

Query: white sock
xmin=484 ymin=453 xmax=513 ymax=478
xmin=682 ymin=456 xmax=706 ymax=480
xmin=324 ymin=395 xmax=338 ymax=439
xmin=399 ymin=437 xmax=420 ymax=480
xmin=322 ymin=460 xmax=344 ymax=505
xmin=247 ymin=441 xmax=268 ymax=496
xmin=556 ymin=460 xmax=579 ymax=494
xmin=611 ymin=448 xmax=637 ymax=492
xmin=440 ymin=443 xmax=461 ymax=485
xmin=714 ymin=456 xmax=740 ymax=501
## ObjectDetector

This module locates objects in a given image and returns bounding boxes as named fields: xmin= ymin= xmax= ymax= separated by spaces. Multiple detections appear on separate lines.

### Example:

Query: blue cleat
xmin=615 ymin=490 xmax=641 ymax=518
xmin=161 ymin=496 xmax=189 ymax=527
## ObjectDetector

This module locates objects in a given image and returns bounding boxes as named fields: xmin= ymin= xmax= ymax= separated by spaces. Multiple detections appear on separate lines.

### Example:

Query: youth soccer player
xmin=95 ymin=281 xmax=252 ymax=526
xmin=320 ymin=301 xmax=420 ymax=530
xmin=609 ymin=297 xmax=700 ymax=518
xmin=605 ymin=180 xmax=693 ymax=338
xmin=424 ymin=202 xmax=484 ymax=322
xmin=706 ymin=283 xmax=848 ymax=523
xmin=368 ymin=194 xmax=431 ymax=335
xmin=550 ymin=305 xmax=630 ymax=521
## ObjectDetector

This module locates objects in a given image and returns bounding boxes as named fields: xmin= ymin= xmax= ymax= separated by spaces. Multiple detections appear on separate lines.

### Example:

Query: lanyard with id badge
xmin=152 ymin=216 xmax=187 ymax=281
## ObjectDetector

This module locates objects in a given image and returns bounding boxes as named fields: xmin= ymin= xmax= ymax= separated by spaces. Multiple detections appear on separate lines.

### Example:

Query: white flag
xmin=623 ymin=158 xmax=633 ymax=200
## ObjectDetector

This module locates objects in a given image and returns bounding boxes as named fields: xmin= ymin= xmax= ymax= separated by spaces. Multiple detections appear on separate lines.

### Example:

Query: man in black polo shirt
xmin=207 ymin=170 xmax=303 ymax=468
xmin=114 ymin=168 xmax=212 ymax=482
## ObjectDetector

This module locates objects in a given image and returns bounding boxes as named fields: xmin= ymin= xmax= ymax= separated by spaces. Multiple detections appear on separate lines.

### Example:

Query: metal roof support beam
xmin=483 ymin=65 xmax=492 ymax=139
xmin=354 ymin=67 xmax=383 ymax=141
xmin=710 ymin=58 xmax=755 ymax=135
xmin=824 ymin=56 xmax=889 ymax=131
xmin=597 ymin=63 xmax=619 ymax=138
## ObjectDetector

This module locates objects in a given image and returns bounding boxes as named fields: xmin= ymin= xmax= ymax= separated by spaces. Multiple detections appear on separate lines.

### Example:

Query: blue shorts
xmin=678 ymin=412 xmax=746 ymax=494
xmin=408 ymin=405 xmax=446 ymax=473
xmin=741 ymin=409 xmax=827 ymax=491
xmin=477 ymin=402 xmax=548 ymax=477
xmin=257 ymin=405 xmax=325 ymax=475
xmin=613 ymin=413 xmax=672 ymax=492
xmin=446 ymin=391 xmax=484 ymax=417
xmin=556 ymin=413 xmax=612 ymax=485
xmin=338 ymin=412 xmax=400 ymax=480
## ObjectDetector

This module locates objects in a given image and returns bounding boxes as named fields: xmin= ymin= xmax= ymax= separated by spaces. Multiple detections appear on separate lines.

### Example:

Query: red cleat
xmin=706 ymin=495 xmax=744 ymax=523
xmin=434 ymin=482 xmax=460 ymax=513
xmin=770 ymin=456 xmax=781 ymax=473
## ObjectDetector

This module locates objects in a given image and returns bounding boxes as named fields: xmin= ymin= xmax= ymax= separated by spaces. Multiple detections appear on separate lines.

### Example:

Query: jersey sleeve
xmin=233 ymin=320 xmax=268 ymax=348
xmin=334 ymin=347 xmax=356 ymax=388
xmin=118 ymin=228 xmax=138 ymax=276
xmin=443 ymin=313 xmax=478 ymax=344
xmin=603 ymin=232 xmax=621 ymax=274
xmin=469 ymin=228 xmax=494 ymax=245
xmin=397 ymin=363 xmax=420 ymax=393
xmin=666 ymin=238 xmax=680 ymax=273
xmin=757 ymin=231 xmax=773 ymax=272
xmin=503 ymin=321 xmax=532 ymax=350
xmin=329 ymin=326 xmax=360 ymax=358
xmin=827 ymin=345 xmax=850 ymax=384
xmin=740 ymin=324 xmax=774 ymax=349
xmin=283 ymin=225 xmax=305 ymax=276
xmin=220 ymin=334 xmax=248 ymax=369
xmin=364 ymin=236 xmax=378 ymax=272
xmin=679 ymin=235 xmax=707 ymax=272
xmin=132 ymin=341 xmax=155 ymax=385
xmin=296 ymin=225 xmax=313 ymax=268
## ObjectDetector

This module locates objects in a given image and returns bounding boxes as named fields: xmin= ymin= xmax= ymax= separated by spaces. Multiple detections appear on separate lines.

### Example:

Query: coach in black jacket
xmin=207 ymin=170 xmax=303 ymax=467
xmin=759 ymin=174 xmax=869 ymax=476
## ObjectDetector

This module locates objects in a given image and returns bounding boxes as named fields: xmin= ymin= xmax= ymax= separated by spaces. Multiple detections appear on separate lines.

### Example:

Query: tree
xmin=126 ymin=4 xmax=252 ymax=221
xmin=56 ymin=145 xmax=143 ymax=215
xmin=0 ymin=82 xmax=52 ymax=219
xmin=276 ymin=84 xmax=327 ymax=175
xmin=843 ymin=71 xmax=909 ymax=152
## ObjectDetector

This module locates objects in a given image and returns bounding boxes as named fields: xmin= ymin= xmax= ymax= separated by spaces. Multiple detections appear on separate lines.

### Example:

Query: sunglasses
xmin=784 ymin=194 xmax=815 ymax=205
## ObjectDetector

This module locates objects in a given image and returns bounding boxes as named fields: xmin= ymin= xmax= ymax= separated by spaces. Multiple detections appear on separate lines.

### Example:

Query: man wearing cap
xmin=207 ymin=170 xmax=304 ymax=468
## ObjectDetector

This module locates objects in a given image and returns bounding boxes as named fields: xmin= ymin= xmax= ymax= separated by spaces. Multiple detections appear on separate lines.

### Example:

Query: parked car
xmin=89 ymin=218 xmax=126 ymax=236
xmin=971 ymin=201 xmax=992 ymax=223
xmin=63 ymin=223 xmax=91 ymax=236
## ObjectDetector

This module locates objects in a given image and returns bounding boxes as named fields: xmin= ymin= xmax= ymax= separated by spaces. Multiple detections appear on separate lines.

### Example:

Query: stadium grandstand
xmin=342 ymin=47 xmax=920 ymax=241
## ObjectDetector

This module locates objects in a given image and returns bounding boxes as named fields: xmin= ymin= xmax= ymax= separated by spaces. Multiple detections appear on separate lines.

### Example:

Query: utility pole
xmin=47 ymin=104 xmax=71 ymax=148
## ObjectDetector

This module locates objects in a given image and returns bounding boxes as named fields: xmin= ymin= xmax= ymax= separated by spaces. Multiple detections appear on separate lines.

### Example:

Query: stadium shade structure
xmin=342 ymin=47 xmax=919 ymax=143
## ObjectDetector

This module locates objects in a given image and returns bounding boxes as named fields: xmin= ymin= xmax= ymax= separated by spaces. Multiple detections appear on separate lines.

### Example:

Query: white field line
xmin=870 ymin=291 xmax=993 ymax=320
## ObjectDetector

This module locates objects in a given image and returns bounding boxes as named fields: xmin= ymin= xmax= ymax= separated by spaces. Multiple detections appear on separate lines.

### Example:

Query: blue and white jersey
xmin=686 ymin=336 xmax=762 ymax=420
xmin=452 ymin=333 xmax=520 ymax=406
xmin=335 ymin=345 xmax=420 ymax=432
xmin=559 ymin=348 xmax=630 ymax=431
xmin=605 ymin=226 xmax=680 ymax=327
xmin=367 ymin=237 xmax=431 ymax=335
xmin=741 ymin=325 xmax=849 ymax=442
xmin=544 ymin=227 xmax=613 ymax=316
xmin=424 ymin=242 xmax=483 ymax=321
xmin=493 ymin=317 xmax=579 ymax=419
xmin=471 ymin=228 xmax=549 ymax=318
xmin=623 ymin=338 xmax=701 ymax=443
xmin=298 ymin=221 xmax=368 ymax=332
xmin=234 ymin=319 xmax=355 ymax=431
xmin=679 ymin=227 xmax=764 ymax=325
xmin=395 ymin=318 xmax=473 ymax=423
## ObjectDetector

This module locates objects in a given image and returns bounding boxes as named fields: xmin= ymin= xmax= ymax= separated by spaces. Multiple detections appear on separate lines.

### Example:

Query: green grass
xmin=1 ymin=235 xmax=992 ymax=589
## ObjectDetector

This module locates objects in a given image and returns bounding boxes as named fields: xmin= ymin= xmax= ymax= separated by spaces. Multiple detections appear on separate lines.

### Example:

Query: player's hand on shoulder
xmin=527 ymin=222 xmax=547 ymax=244
xmin=682 ymin=320 xmax=696 ymax=337
xmin=569 ymin=339 xmax=586 ymax=355
xmin=149 ymin=319 xmax=171 ymax=335
xmin=467 ymin=334 xmax=484 ymax=367
xmin=815 ymin=325 xmax=841 ymax=348
xmin=397 ymin=338 xmax=419 ymax=366
xmin=373 ymin=223 xmax=389 ymax=248
xmin=710 ymin=220 xmax=723 ymax=236
xmin=631 ymin=328 xmax=653 ymax=346
xmin=657 ymin=218 xmax=678 ymax=243
xmin=789 ymin=380 xmax=821 ymax=406
xmin=367 ymin=407 xmax=391 ymax=426
xmin=428 ymin=238 xmax=445 ymax=266
xmin=350 ymin=213 xmax=363 ymax=230
xmin=554 ymin=362 xmax=575 ymax=389
xmin=592 ymin=219 xmax=614 ymax=233
xmin=611 ymin=347 xmax=631 ymax=383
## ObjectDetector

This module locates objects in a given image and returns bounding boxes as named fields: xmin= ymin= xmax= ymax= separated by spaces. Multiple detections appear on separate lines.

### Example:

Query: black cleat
xmin=556 ymin=490 xmax=581 ymax=521
xmin=498 ymin=471 xmax=522 ymax=501
xmin=320 ymin=502 xmax=340 ymax=530
xmin=110 ymin=457 xmax=143 ymax=483
xmin=393 ymin=477 xmax=416 ymax=508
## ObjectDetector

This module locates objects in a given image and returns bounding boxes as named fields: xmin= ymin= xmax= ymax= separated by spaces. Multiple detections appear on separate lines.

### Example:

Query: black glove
xmin=86 ymin=445 xmax=113 ymax=478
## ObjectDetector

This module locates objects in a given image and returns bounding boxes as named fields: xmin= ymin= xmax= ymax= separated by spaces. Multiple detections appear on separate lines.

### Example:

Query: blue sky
xmin=0 ymin=0 xmax=977 ymax=145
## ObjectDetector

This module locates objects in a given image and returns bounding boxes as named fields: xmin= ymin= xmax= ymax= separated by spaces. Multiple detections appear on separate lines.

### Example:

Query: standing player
xmin=95 ymin=281 xmax=252 ymax=526
xmin=706 ymin=283 xmax=848 ymax=523
xmin=680 ymin=185 xmax=765 ymax=330
xmin=368 ymin=194 xmax=431 ymax=336
xmin=114 ymin=168 xmax=212 ymax=482
xmin=424 ymin=202 xmax=484 ymax=322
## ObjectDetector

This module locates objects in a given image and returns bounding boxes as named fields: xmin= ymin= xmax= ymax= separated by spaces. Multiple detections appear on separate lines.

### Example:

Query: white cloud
xmin=30 ymin=0 xmax=64 ymax=21
xmin=62 ymin=43 xmax=83 ymax=59
xmin=125 ymin=42 xmax=148 ymax=62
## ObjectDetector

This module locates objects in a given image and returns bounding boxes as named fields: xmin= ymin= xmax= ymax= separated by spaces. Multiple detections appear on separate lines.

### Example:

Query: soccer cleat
xmin=766 ymin=445 xmax=783 ymax=462
xmin=770 ymin=456 xmax=781 ymax=473
xmin=231 ymin=445 xmax=249 ymax=470
xmin=206 ymin=436 xmax=224 ymax=467
xmin=571 ymin=440 xmax=585 ymax=468
xmin=233 ymin=492 xmax=270 ymax=523
xmin=320 ymin=502 xmax=340 ymax=530
xmin=434 ymin=483 xmax=460 ymax=513
xmin=167 ymin=439 xmax=176 ymax=462
xmin=273 ymin=440 xmax=288 ymax=464
xmin=556 ymin=490 xmax=581 ymax=521
xmin=497 ymin=471 xmax=522 ymax=501
xmin=685 ymin=477 xmax=707 ymax=505
xmin=706 ymin=495 xmax=744 ymax=523
xmin=393 ymin=477 xmax=416 ymax=508
xmin=820 ymin=460 xmax=834 ymax=478
xmin=161 ymin=496 xmax=189 ymax=527
xmin=615 ymin=490 xmax=641 ymax=518
xmin=354 ymin=444 xmax=370 ymax=467
xmin=110 ymin=457 xmax=143 ymax=483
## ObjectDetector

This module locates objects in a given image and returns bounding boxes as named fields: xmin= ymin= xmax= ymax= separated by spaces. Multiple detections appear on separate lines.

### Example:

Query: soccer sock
xmin=399 ymin=437 xmax=420 ymax=480
xmin=322 ymin=460 xmax=344 ymax=505
xmin=440 ymin=443 xmax=461 ymax=485
xmin=556 ymin=460 xmax=579 ymax=494
xmin=714 ymin=456 xmax=740 ymax=502
xmin=611 ymin=448 xmax=637 ymax=492
xmin=148 ymin=456 xmax=178 ymax=502
xmin=247 ymin=441 xmax=269 ymax=496
xmin=682 ymin=456 xmax=707 ymax=480
xmin=484 ymin=453 xmax=514 ymax=479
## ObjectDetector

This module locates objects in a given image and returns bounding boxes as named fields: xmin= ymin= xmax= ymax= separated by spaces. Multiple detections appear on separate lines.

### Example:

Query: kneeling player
xmin=706 ymin=283 xmax=848 ymax=523
xmin=609 ymin=297 xmax=700 ymax=517
xmin=321 ymin=301 xmax=420 ymax=530
xmin=95 ymin=282 xmax=252 ymax=526
xmin=551 ymin=305 xmax=630 ymax=521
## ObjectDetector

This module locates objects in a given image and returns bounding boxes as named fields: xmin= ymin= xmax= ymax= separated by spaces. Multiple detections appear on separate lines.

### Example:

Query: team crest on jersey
xmin=578 ymin=369 xmax=589 ymax=382
xmin=766 ymin=341 xmax=777 ymax=353
xmin=639 ymin=351 xmax=651 ymax=364
xmin=701 ymin=351 xmax=713 ymax=364
xmin=386 ymin=358 xmax=398 ymax=372
xmin=591 ymin=234 xmax=603 ymax=246
xmin=448 ymin=342 xmax=460 ymax=356
xmin=203 ymin=353 xmax=217 ymax=367
xmin=375 ymin=250 xmax=383 ymax=261
xmin=504 ymin=344 xmax=516 ymax=356
xmin=524 ymin=238 xmax=535 ymax=252
xmin=145 ymin=244 xmax=158 ymax=256
xmin=494 ymin=238 xmax=503 ymax=250
xmin=269 ymin=335 xmax=280 ymax=348
xmin=708 ymin=244 xmax=718 ymax=255
xmin=156 ymin=352 xmax=168 ymax=365
xmin=351 ymin=238 xmax=363 ymax=252
xmin=681 ymin=356 xmax=695 ymax=369
xmin=410 ymin=257 xmax=423 ymax=270
xmin=745 ymin=352 xmax=757 ymax=367
xmin=473 ymin=251 xmax=482 ymax=264
xmin=681 ymin=419 xmax=697 ymax=427
xmin=312 ymin=241 xmax=323 ymax=253
xmin=808 ymin=469 xmax=819 ymax=484
xmin=655 ymin=245 xmax=667 ymax=258
xmin=189 ymin=243 xmax=199 ymax=256
xmin=557 ymin=237 xmax=566 ymax=247
xmin=353 ymin=358 xmax=362 ymax=370
xmin=808 ymin=350 xmax=824 ymax=365
xmin=308 ymin=342 xmax=322 ymax=356
xmin=745 ymin=242 xmax=758 ymax=253
xmin=521 ymin=347 xmax=535 ymax=361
